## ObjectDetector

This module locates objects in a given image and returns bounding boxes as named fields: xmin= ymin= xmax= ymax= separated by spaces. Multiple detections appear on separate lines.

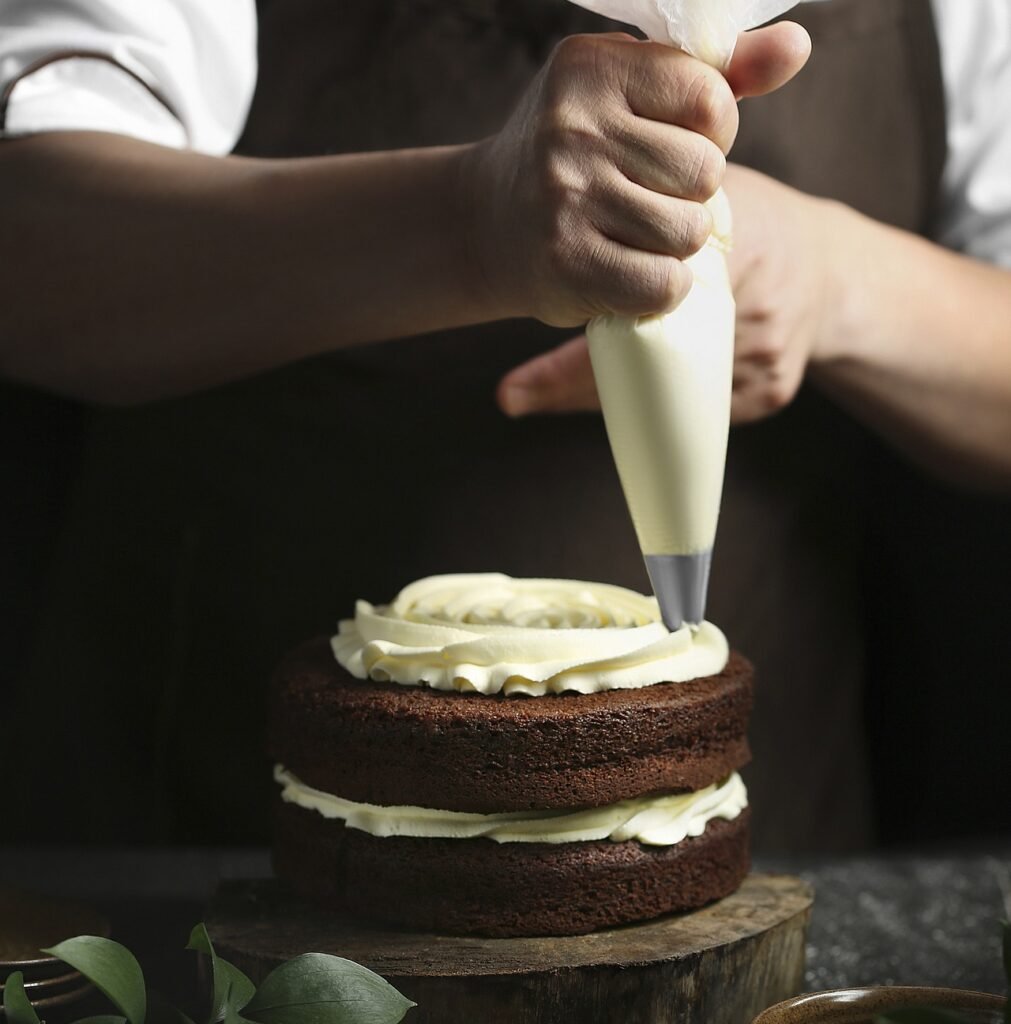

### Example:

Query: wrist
xmin=809 ymin=198 xmax=875 ymax=368
xmin=455 ymin=137 xmax=527 ymax=323
xmin=807 ymin=198 xmax=860 ymax=364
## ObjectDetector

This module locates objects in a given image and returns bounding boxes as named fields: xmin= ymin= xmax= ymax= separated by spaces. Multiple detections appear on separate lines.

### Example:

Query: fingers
xmin=725 ymin=23 xmax=812 ymax=99
xmin=732 ymin=327 xmax=807 ymax=423
xmin=548 ymin=35 xmax=740 ymax=153
xmin=592 ymin=172 xmax=713 ymax=259
xmin=611 ymin=118 xmax=726 ymax=201
xmin=482 ymin=30 xmax=807 ymax=325
xmin=619 ymin=42 xmax=740 ymax=153
xmin=553 ymin=230 xmax=692 ymax=320
xmin=497 ymin=335 xmax=599 ymax=417
xmin=731 ymin=365 xmax=770 ymax=424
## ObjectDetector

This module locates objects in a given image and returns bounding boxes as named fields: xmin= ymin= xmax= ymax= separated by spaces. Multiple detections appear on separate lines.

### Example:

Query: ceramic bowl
xmin=753 ymin=987 xmax=1007 ymax=1024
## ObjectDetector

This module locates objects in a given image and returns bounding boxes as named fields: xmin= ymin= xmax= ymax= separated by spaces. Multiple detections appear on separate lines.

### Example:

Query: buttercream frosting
xmin=587 ymin=189 xmax=734 ymax=557
xmin=331 ymin=573 xmax=728 ymax=696
xmin=274 ymin=764 xmax=748 ymax=846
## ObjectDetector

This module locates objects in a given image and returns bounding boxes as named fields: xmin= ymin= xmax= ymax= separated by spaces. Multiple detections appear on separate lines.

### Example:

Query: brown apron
xmin=9 ymin=0 xmax=955 ymax=851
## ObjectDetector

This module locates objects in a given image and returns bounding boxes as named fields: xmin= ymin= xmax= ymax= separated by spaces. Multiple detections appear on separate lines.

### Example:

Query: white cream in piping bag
xmin=588 ymin=190 xmax=735 ymax=559
xmin=332 ymin=573 xmax=728 ymax=696
xmin=275 ymin=764 xmax=748 ymax=846
xmin=568 ymin=0 xmax=802 ymax=628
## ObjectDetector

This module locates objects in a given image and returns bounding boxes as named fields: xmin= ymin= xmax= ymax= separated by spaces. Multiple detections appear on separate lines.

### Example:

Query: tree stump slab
xmin=207 ymin=873 xmax=812 ymax=1024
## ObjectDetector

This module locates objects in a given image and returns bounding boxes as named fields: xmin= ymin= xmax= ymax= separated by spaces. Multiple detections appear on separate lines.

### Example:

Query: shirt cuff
xmin=1 ymin=53 xmax=186 ymax=149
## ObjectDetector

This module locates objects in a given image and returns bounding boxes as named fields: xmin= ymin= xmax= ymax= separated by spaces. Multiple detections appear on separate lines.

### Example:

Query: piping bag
xmin=566 ymin=0 xmax=800 ymax=631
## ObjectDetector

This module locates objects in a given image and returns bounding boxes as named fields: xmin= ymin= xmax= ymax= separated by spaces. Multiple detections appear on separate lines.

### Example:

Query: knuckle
xmin=536 ymin=138 xmax=569 ymax=194
xmin=684 ymin=67 xmax=737 ymax=149
xmin=547 ymin=35 xmax=576 ymax=73
xmin=749 ymin=333 xmax=787 ymax=367
xmin=542 ymin=40 xmax=583 ymax=109
xmin=686 ymin=68 xmax=722 ymax=130
xmin=686 ymin=203 xmax=713 ymax=252
xmin=574 ymin=235 xmax=626 ymax=306
xmin=553 ymin=33 xmax=593 ymax=63
xmin=534 ymin=136 xmax=590 ymax=215
xmin=670 ymin=202 xmax=711 ymax=257
xmin=548 ymin=33 xmax=599 ymax=84
xmin=762 ymin=372 xmax=796 ymax=413
xmin=535 ymin=99 xmax=574 ymax=153
xmin=764 ymin=389 xmax=790 ymax=414
xmin=640 ymin=259 xmax=689 ymax=313
xmin=546 ymin=214 xmax=595 ymax=286
xmin=723 ymin=102 xmax=741 ymax=152
xmin=534 ymin=113 xmax=601 ymax=193
xmin=689 ymin=142 xmax=725 ymax=200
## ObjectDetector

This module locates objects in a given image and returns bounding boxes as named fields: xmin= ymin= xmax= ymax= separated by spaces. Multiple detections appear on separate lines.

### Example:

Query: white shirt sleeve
xmin=799 ymin=0 xmax=1011 ymax=267
xmin=0 ymin=0 xmax=257 ymax=155
xmin=1 ymin=1 xmax=1009 ymax=266
xmin=930 ymin=0 xmax=1011 ymax=268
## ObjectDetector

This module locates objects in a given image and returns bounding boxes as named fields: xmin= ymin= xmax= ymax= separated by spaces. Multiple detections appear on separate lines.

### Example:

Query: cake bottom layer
xmin=273 ymin=800 xmax=751 ymax=937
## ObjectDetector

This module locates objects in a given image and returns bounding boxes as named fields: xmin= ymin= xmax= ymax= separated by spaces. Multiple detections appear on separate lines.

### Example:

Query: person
xmin=2 ymin=0 xmax=1008 ymax=850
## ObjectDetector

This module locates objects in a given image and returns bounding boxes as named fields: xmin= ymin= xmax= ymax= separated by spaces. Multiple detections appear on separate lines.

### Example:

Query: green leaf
xmin=75 ymin=1018 xmax=129 ymax=1023
xmin=186 ymin=923 xmax=256 ymax=1022
xmin=244 ymin=953 xmax=415 ymax=1024
xmin=2 ymin=971 xmax=43 ymax=1024
xmin=875 ymin=1010 xmax=974 ymax=1024
xmin=42 ymin=935 xmax=147 ymax=1024
xmin=221 ymin=992 xmax=256 ymax=1024
xmin=147 ymin=991 xmax=197 ymax=1024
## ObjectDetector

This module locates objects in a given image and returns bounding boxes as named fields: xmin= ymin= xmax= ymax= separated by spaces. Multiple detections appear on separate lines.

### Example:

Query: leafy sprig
xmin=2 ymin=925 xmax=415 ymax=1024
xmin=41 ymin=936 xmax=146 ymax=1024
xmin=3 ymin=971 xmax=41 ymax=1024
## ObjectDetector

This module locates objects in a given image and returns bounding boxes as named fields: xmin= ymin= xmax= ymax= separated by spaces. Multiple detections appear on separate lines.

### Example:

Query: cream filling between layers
xmin=331 ymin=574 xmax=729 ymax=696
xmin=274 ymin=765 xmax=747 ymax=846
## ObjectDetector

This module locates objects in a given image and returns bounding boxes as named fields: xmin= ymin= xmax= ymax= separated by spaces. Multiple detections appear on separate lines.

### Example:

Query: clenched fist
xmin=495 ymin=164 xmax=843 ymax=425
xmin=462 ymin=24 xmax=810 ymax=327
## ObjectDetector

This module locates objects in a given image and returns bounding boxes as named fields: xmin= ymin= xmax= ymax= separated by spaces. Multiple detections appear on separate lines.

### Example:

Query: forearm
xmin=813 ymin=205 xmax=1011 ymax=490
xmin=0 ymin=30 xmax=808 ymax=406
xmin=0 ymin=132 xmax=488 ymax=403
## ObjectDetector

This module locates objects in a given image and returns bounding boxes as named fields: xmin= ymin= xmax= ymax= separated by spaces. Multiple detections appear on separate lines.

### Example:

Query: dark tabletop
xmin=2 ymin=845 xmax=1008 ymax=1015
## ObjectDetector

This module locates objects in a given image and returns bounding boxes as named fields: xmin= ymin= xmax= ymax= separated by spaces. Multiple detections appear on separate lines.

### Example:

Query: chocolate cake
xmin=269 ymin=574 xmax=754 ymax=937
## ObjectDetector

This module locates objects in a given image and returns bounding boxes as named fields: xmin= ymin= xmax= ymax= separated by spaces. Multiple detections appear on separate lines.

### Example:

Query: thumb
xmin=725 ymin=22 xmax=811 ymax=99
xmin=496 ymin=334 xmax=599 ymax=417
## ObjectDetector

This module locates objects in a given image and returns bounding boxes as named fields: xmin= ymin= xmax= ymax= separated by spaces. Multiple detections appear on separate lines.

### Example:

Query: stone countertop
xmin=1 ymin=845 xmax=1008 ymax=1003
xmin=759 ymin=851 xmax=1010 ymax=994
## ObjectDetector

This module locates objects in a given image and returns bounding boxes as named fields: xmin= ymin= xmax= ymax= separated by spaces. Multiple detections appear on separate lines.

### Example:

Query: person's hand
xmin=462 ymin=24 xmax=810 ymax=328
xmin=719 ymin=163 xmax=843 ymax=422
xmin=496 ymin=164 xmax=846 ymax=422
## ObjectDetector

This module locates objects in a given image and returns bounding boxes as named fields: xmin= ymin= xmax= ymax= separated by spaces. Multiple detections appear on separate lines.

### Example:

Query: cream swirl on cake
xmin=331 ymin=573 xmax=728 ymax=696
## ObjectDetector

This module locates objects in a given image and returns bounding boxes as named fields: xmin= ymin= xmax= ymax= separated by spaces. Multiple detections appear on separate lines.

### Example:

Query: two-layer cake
xmin=269 ymin=573 xmax=753 ymax=937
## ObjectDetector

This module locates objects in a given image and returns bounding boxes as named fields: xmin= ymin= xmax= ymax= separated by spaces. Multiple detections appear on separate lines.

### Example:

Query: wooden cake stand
xmin=207 ymin=873 xmax=812 ymax=1024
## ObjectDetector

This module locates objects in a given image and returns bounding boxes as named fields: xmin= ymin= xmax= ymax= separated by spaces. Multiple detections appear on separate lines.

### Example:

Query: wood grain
xmin=207 ymin=873 xmax=812 ymax=1023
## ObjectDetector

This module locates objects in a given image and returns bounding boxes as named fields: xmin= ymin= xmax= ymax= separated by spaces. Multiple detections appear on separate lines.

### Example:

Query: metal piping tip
xmin=644 ymin=550 xmax=713 ymax=632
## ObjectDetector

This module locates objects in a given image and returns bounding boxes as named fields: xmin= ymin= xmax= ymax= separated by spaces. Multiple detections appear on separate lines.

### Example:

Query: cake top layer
xmin=331 ymin=573 xmax=728 ymax=696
